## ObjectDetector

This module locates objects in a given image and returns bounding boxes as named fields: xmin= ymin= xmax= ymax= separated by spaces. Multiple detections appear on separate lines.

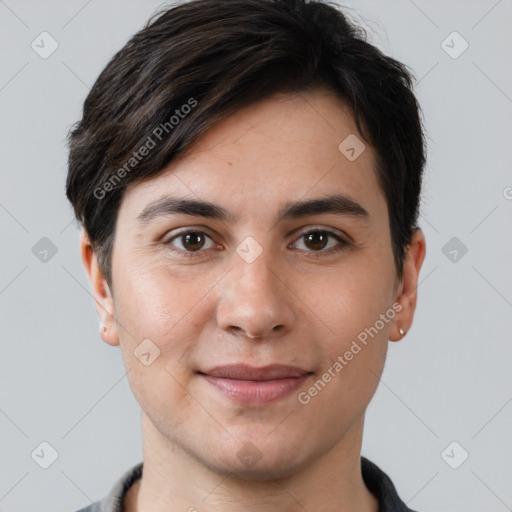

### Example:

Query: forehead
xmin=118 ymin=87 xmax=386 ymax=224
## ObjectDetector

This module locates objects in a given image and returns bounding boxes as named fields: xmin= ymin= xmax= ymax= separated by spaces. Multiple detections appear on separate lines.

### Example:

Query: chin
xmin=208 ymin=456 xmax=306 ymax=482
xmin=198 ymin=442 xmax=312 ymax=482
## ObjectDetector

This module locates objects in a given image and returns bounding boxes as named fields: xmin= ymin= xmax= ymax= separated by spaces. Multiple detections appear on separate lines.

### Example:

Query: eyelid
xmin=292 ymin=224 xmax=348 ymax=240
xmin=162 ymin=225 xmax=215 ymax=242
xmin=163 ymin=227 xmax=218 ymax=252
xmin=288 ymin=226 xmax=350 ymax=256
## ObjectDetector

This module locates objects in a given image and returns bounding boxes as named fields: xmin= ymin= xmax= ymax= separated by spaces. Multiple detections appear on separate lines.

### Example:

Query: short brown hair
xmin=66 ymin=0 xmax=426 ymax=289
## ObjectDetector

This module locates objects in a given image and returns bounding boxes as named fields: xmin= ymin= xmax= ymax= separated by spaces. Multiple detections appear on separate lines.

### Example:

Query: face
xmin=83 ymin=87 xmax=425 ymax=479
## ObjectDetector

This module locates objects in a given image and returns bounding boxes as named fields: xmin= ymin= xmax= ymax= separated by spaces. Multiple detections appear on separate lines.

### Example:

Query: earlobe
xmin=80 ymin=229 xmax=120 ymax=346
xmin=99 ymin=323 xmax=118 ymax=346
xmin=389 ymin=320 xmax=407 ymax=342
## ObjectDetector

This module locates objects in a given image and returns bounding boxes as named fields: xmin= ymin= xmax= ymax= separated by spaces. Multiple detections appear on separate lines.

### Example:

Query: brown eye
xmin=181 ymin=232 xmax=206 ymax=251
xmin=165 ymin=230 xmax=215 ymax=256
xmin=292 ymin=229 xmax=349 ymax=257
xmin=303 ymin=231 xmax=329 ymax=251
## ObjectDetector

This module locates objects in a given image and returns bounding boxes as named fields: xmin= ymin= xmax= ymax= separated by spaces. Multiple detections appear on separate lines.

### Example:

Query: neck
xmin=124 ymin=414 xmax=378 ymax=512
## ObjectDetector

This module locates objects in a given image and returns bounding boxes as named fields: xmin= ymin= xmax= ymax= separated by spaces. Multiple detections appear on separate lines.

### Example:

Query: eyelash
xmin=163 ymin=228 xmax=350 ymax=259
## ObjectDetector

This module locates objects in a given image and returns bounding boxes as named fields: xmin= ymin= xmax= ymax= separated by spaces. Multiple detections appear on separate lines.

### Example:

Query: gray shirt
xmin=74 ymin=456 xmax=418 ymax=512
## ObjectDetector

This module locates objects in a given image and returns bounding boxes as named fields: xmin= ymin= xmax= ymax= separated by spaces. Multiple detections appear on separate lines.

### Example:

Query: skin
xmin=81 ymin=86 xmax=426 ymax=512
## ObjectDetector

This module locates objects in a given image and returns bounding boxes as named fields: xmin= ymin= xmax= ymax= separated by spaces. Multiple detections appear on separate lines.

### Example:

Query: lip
xmin=198 ymin=364 xmax=313 ymax=405
xmin=201 ymin=363 xmax=310 ymax=380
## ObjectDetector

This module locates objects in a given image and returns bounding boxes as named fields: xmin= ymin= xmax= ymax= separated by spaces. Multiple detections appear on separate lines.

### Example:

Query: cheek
xmin=125 ymin=359 xmax=198 ymax=435
xmin=114 ymin=259 xmax=206 ymax=345
xmin=113 ymin=270 xmax=200 ymax=421
xmin=112 ymin=259 xmax=220 ymax=395
xmin=314 ymin=265 xmax=395 ymax=345
xmin=303 ymin=302 xmax=389 ymax=428
xmin=306 ymin=255 xmax=394 ymax=393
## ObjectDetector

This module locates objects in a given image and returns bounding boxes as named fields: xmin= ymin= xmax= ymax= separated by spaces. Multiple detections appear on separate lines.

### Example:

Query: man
xmin=66 ymin=1 xmax=427 ymax=510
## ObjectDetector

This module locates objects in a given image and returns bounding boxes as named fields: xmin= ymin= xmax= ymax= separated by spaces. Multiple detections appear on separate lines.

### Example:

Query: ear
xmin=80 ymin=229 xmax=119 ymax=346
xmin=390 ymin=227 xmax=427 ymax=342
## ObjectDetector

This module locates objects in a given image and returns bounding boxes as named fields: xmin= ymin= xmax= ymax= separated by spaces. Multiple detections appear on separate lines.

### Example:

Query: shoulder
xmin=71 ymin=462 xmax=143 ymax=512
xmin=361 ymin=456 xmax=419 ymax=512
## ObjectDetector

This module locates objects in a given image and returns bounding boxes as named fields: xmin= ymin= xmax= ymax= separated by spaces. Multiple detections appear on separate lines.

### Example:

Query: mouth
xmin=197 ymin=364 xmax=313 ymax=405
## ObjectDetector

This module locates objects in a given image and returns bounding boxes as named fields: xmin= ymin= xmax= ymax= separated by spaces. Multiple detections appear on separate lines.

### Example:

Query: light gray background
xmin=1 ymin=1 xmax=511 ymax=511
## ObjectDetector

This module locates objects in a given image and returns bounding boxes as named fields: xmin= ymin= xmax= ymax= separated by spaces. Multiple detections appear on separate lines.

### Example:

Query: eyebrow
xmin=136 ymin=193 xmax=371 ymax=226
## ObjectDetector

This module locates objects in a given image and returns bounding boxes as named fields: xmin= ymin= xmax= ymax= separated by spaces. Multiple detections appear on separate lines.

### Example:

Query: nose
xmin=216 ymin=246 xmax=296 ymax=342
